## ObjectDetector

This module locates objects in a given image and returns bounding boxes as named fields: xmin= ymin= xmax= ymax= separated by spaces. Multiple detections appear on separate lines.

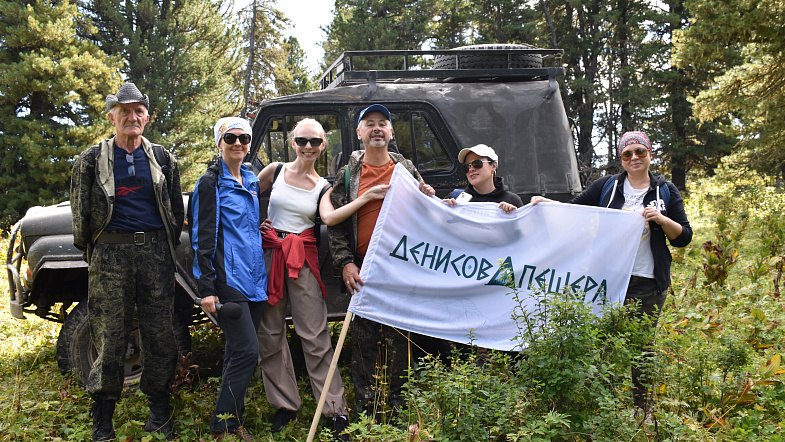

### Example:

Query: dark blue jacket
xmin=191 ymin=159 xmax=267 ymax=302
xmin=570 ymin=171 xmax=692 ymax=292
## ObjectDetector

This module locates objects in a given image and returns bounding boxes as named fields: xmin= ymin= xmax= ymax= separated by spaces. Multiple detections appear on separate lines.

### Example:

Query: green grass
xmin=0 ymin=232 xmax=350 ymax=441
xmin=0 ymin=293 xmax=351 ymax=441
xmin=2 ymin=165 xmax=785 ymax=441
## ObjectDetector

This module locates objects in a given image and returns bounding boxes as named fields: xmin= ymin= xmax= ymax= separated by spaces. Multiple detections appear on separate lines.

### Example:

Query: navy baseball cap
xmin=357 ymin=104 xmax=391 ymax=125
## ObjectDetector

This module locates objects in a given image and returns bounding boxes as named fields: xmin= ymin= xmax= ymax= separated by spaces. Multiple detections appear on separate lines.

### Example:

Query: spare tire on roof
xmin=433 ymin=43 xmax=543 ymax=70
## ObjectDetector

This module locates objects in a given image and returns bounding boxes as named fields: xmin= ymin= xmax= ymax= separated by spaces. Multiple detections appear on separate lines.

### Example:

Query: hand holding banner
xmin=350 ymin=164 xmax=644 ymax=351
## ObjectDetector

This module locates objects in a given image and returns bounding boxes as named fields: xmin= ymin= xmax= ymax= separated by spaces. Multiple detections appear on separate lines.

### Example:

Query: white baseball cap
xmin=458 ymin=144 xmax=498 ymax=163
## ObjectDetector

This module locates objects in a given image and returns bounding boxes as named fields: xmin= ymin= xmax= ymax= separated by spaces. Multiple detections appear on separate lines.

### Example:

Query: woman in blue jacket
xmin=191 ymin=117 xmax=267 ymax=440
xmin=532 ymin=131 xmax=692 ymax=412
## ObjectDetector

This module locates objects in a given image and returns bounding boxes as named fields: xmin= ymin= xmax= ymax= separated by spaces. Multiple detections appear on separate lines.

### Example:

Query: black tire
xmin=433 ymin=43 xmax=543 ymax=70
xmin=57 ymin=301 xmax=143 ymax=389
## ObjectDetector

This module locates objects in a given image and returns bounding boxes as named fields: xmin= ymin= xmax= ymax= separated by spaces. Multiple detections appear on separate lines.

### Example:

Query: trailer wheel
xmin=56 ymin=302 xmax=143 ymax=389
xmin=433 ymin=43 xmax=543 ymax=70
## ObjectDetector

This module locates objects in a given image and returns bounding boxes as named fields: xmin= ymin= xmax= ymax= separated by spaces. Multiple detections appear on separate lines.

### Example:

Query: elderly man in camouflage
xmin=328 ymin=104 xmax=435 ymax=422
xmin=70 ymin=82 xmax=183 ymax=441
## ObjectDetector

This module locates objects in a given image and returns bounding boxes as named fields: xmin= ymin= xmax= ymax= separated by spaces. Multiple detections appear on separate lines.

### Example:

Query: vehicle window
xmin=257 ymin=114 xmax=342 ymax=178
xmin=258 ymin=117 xmax=283 ymax=166
xmin=390 ymin=111 xmax=450 ymax=172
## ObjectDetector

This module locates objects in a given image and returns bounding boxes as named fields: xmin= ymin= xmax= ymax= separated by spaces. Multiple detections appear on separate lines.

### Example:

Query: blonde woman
xmin=256 ymin=118 xmax=385 ymax=440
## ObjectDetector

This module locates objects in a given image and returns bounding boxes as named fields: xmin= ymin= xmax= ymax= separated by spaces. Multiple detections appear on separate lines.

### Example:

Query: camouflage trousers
xmin=87 ymin=240 xmax=177 ymax=400
xmin=350 ymin=316 xmax=410 ymax=414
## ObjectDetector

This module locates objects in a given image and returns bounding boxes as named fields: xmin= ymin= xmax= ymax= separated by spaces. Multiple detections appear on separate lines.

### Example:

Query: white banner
xmin=349 ymin=164 xmax=643 ymax=351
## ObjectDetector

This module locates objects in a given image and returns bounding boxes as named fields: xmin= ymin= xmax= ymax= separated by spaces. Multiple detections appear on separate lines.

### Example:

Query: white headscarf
xmin=213 ymin=117 xmax=252 ymax=148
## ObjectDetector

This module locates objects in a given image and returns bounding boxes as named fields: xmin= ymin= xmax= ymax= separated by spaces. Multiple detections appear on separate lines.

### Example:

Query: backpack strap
xmin=314 ymin=182 xmax=332 ymax=225
xmin=659 ymin=182 xmax=671 ymax=208
xmin=151 ymin=143 xmax=169 ymax=176
xmin=273 ymin=162 xmax=284 ymax=182
xmin=313 ymin=182 xmax=332 ymax=248
xmin=599 ymin=174 xmax=672 ymax=210
xmin=598 ymin=176 xmax=616 ymax=207
xmin=344 ymin=165 xmax=350 ymax=199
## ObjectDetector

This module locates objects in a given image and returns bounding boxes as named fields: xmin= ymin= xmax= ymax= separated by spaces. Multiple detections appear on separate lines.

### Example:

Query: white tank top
xmin=268 ymin=164 xmax=327 ymax=234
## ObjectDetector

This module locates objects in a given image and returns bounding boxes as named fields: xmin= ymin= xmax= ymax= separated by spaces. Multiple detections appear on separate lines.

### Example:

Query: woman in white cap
xmin=191 ymin=117 xmax=266 ymax=441
xmin=446 ymin=143 xmax=523 ymax=212
xmin=532 ymin=130 xmax=692 ymax=412
xmin=254 ymin=118 xmax=385 ymax=440
xmin=427 ymin=143 xmax=524 ymax=360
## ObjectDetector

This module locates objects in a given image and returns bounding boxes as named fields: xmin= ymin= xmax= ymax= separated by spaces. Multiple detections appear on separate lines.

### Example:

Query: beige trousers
xmin=257 ymin=249 xmax=348 ymax=417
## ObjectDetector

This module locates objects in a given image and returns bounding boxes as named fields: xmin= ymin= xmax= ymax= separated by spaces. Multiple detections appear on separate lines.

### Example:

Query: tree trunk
xmin=618 ymin=0 xmax=632 ymax=133
xmin=539 ymin=0 xmax=558 ymax=49
xmin=242 ymin=0 xmax=257 ymax=119
xmin=671 ymin=160 xmax=686 ymax=192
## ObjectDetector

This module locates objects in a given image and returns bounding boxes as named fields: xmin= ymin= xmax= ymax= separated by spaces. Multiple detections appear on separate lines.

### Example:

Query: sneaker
xmin=270 ymin=408 xmax=298 ymax=433
xmin=332 ymin=415 xmax=350 ymax=441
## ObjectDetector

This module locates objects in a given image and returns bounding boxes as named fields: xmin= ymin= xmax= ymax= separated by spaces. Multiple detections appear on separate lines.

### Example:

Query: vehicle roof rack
xmin=318 ymin=48 xmax=564 ymax=90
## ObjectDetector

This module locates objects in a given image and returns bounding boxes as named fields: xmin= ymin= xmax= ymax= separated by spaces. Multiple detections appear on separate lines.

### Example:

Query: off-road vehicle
xmin=5 ymin=45 xmax=581 ymax=387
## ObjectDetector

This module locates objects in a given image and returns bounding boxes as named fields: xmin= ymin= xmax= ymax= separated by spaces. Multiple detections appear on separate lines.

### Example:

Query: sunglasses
xmin=222 ymin=133 xmax=251 ymax=145
xmin=620 ymin=147 xmax=649 ymax=160
xmin=462 ymin=159 xmax=493 ymax=173
xmin=126 ymin=153 xmax=135 ymax=177
xmin=294 ymin=137 xmax=324 ymax=147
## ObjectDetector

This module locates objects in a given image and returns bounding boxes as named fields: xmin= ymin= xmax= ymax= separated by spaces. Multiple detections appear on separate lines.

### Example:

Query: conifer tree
xmin=673 ymin=0 xmax=784 ymax=175
xmin=472 ymin=0 xmax=539 ymax=45
xmin=430 ymin=0 xmax=472 ymax=49
xmin=543 ymin=0 xmax=608 ymax=181
xmin=644 ymin=0 xmax=735 ymax=189
xmin=76 ymin=0 xmax=244 ymax=186
xmin=596 ymin=0 xmax=658 ymax=172
xmin=239 ymin=0 xmax=308 ymax=112
xmin=323 ymin=0 xmax=439 ymax=70
xmin=0 ymin=0 xmax=122 ymax=230
xmin=279 ymin=36 xmax=316 ymax=95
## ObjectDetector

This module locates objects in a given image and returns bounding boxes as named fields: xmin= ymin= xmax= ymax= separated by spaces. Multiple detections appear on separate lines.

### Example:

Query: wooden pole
xmin=306 ymin=310 xmax=354 ymax=442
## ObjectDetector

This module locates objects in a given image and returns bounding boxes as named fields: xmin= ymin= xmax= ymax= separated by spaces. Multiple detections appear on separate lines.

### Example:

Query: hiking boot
xmin=144 ymin=394 xmax=175 ymax=440
xmin=270 ymin=408 xmax=297 ymax=433
xmin=332 ymin=415 xmax=350 ymax=441
xmin=90 ymin=397 xmax=116 ymax=441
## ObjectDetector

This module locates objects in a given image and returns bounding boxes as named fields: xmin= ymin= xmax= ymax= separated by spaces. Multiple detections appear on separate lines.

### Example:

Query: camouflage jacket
xmin=327 ymin=150 xmax=423 ymax=270
xmin=70 ymin=136 xmax=184 ymax=263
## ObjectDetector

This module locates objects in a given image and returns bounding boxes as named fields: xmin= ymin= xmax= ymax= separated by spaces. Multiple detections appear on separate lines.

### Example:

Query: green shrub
xmin=399 ymin=289 xmax=650 ymax=441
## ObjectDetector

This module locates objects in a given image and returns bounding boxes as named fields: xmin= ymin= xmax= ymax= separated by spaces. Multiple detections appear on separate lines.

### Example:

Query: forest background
xmin=1 ymin=0 xmax=784 ymax=229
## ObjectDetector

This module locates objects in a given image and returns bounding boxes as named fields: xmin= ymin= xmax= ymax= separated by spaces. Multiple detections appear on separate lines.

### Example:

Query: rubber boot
xmin=90 ymin=397 xmax=116 ymax=441
xmin=144 ymin=394 xmax=175 ymax=440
